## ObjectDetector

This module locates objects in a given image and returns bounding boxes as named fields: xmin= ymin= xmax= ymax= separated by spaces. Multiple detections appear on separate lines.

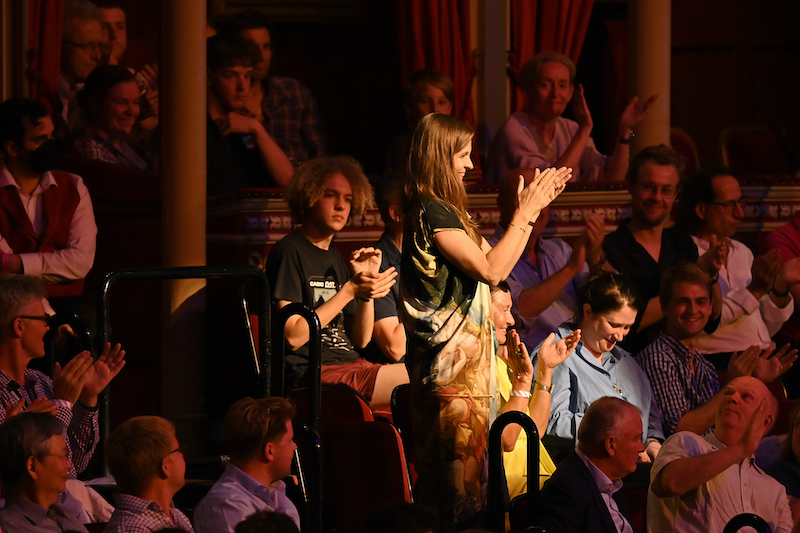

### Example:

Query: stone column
xmin=629 ymin=0 xmax=671 ymax=150
xmin=478 ymin=0 xmax=510 ymax=154
xmin=160 ymin=0 xmax=207 ymax=445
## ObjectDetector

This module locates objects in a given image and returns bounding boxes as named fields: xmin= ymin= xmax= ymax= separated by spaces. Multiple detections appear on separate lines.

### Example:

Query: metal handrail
xmin=96 ymin=265 xmax=270 ymax=473
xmin=488 ymin=411 xmax=542 ymax=533
xmin=270 ymin=303 xmax=322 ymax=433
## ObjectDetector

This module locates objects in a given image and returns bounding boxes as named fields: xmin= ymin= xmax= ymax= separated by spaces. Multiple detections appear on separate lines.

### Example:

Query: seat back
xmin=720 ymin=125 xmax=795 ymax=179
xmin=670 ymin=126 xmax=700 ymax=177
xmin=621 ymin=482 xmax=649 ymax=533
xmin=390 ymin=383 xmax=417 ymax=483
xmin=321 ymin=421 xmax=413 ymax=533
xmin=289 ymin=385 xmax=374 ymax=436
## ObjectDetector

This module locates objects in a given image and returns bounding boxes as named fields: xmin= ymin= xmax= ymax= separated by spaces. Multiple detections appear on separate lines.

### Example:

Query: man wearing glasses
xmin=105 ymin=416 xmax=194 ymax=532
xmin=59 ymin=0 xmax=104 ymax=128
xmin=674 ymin=167 xmax=800 ymax=368
xmin=603 ymin=144 xmax=724 ymax=354
xmin=0 ymin=412 xmax=91 ymax=532
xmin=0 ymin=275 xmax=126 ymax=479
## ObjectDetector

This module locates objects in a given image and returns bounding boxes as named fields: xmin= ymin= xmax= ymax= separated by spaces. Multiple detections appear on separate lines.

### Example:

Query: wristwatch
xmin=533 ymin=381 xmax=553 ymax=393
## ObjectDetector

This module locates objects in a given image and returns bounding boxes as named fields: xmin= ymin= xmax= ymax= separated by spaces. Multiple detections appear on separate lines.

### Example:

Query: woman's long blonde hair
xmin=404 ymin=113 xmax=480 ymax=243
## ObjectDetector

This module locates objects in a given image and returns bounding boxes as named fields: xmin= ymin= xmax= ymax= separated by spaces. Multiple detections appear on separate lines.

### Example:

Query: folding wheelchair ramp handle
xmin=488 ymin=411 xmax=542 ymax=533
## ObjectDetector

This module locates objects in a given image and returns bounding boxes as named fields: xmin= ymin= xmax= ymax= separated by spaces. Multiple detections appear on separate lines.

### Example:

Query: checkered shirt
xmin=635 ymin=331 xmax=719 ymax=436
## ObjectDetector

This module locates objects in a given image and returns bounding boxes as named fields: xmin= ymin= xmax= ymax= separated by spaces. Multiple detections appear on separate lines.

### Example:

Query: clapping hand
xmin=78 ymin=343 xmax=127 ymax=407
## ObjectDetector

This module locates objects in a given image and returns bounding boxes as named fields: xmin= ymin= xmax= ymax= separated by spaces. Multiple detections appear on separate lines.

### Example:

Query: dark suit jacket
xmin=537 ymin=451 xmax=635 ymax=533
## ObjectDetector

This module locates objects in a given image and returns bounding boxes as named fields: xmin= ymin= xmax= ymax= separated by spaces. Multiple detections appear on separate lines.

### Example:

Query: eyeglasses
xmin=63 ymin=39 xmax=103 ymax=52
xmin=707 ymin=198 xmax=748 ymax=212
xmin=16 ymin=314 xmax=52 ymax=325
xmin=170 ymin=445 xmax=186 ymax=457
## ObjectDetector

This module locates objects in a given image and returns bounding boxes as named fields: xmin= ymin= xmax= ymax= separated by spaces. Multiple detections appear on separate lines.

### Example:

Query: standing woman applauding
xmin=399 ymin=112 xmax=571 ymax=529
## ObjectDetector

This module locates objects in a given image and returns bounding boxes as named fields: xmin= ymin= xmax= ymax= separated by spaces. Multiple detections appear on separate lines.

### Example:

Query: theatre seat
xmin=321 ymin=421 xmax=413 ymax=533
xmin=720 ymin=125 xmax=796 ymax=181
xmin=670 ymin=126 xmax=700 ymax=177
xmin=289 ymin=385 xmax=374 ymax=436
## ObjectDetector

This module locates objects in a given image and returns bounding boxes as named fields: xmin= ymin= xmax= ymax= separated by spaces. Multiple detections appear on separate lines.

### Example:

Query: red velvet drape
xmin=396 ymin=0 xmax=476 ymax=129
xmin=510 ymin=0 xmax=594 ymax=111
xmin=27 ymin=0 xmax=64 ymax=116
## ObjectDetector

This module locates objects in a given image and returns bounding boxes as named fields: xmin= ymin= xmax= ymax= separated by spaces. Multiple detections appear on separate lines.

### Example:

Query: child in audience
xmin=265 ymin=155 xmax=407 ymax=404
xmin=385 ymin=69 xmax=455 ymax=173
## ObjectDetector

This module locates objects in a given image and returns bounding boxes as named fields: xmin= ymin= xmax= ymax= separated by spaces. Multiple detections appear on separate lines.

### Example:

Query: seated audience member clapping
xmin=265 ymin=156 xmax=407 ymax=405
xmin=767 ymin=405 xmax=800 ymax=524
xmin=486 ymin=52 xmax=656 ymax=183
xmin=489 ymin=167 xmax=605 ymax=349
xmin=194 ymin=397 xmax=301 ymax=533
xmin=538 ymin=397 xmax=643 ymax=533
xmin=0 ymin=412 xmax=90 ymax=533
xmin=361 ymin=177 xmax=405 ymax=363
xmin=637 ymin=263 xmax=797 ymax=437
xmin=533 ymin=271 xmax=664 ymax=458
xmin=105 ymin=416 xmax=194 ymax=533
xmin=74 ymin=65 xmax=155 ymax=172
xmin=648 ymin=377 xmax=792 ymax=532
xmin=492 ymin=282 xmax=580 ymax=497
xmin=674 ymin=167 xmax=800 ymax=366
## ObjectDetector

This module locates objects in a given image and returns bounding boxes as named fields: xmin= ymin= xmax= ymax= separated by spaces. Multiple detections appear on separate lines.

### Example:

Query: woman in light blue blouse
xmin=532 ymin=271 xmax=664 ymax=461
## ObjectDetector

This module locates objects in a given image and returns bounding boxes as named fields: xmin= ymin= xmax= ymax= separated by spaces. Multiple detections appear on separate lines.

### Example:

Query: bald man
xmin=488 ymin=167 xmax=605 ymax=348
xmin=648 ymin=376 xmax=792 ymax=532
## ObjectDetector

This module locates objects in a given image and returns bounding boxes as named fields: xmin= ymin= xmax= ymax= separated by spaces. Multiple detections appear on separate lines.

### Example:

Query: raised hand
xmin=753 ymin=343 xmax=798 ymax=384
xmin=79 ymin=343 xmax=127 ymax=406
xmin=584 ymin=213 xmax=606 ymax=266
xmin=728 ymin=345 xmax=760 ymax=380
xmin=351 ymin=268 xmax=397 ymax=300
xmin=774 ymin=256 xmax=800 ymax=293
xmin=750 ymin=249 xmax=781 ymax=297
xmin=53 ymin=352 xmax=94 ymax=405
xmin=505 ymin=330 xmax=534 ymax=388
xmin=696 ymin=234 xmax=729 ymax=276
xmin=516 ymin=167 xmax=572 ymax=224
xmin=737 ymin=400 xmax=767 ymax=458
xmin=538 ymin=329 xmax=580 ymax=371
xmin=572 ymin=84 xmax=593 ymax=131
xmin=619 ymin=94 xmax=658 ymax=131
xmin=350 ymin=247 xmax=383 ymax=276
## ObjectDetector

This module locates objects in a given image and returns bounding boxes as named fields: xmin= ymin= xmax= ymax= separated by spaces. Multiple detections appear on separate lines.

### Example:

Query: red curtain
xmin=510 ymin=0 xmax=595 ymax=111
xmin=396 ymin=0 xmax=476 ymax=129
xmin=27 ymin=0 xmax=64 ymax=116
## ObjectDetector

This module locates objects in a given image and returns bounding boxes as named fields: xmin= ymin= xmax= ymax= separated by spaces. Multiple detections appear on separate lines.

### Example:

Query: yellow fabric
xmin=496 ymin=355 xmax=557 ymax=497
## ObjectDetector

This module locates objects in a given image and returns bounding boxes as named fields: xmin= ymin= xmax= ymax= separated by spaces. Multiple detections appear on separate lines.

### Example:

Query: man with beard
xmin=603 ymin=144 xmax=723 ymax=354
xmin=0 ymin=98 xmax=96 ymax=298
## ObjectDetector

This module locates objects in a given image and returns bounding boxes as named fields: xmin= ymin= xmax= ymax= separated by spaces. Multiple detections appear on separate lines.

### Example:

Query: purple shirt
xmin=194 ymin=462 xmax=301 ymax=533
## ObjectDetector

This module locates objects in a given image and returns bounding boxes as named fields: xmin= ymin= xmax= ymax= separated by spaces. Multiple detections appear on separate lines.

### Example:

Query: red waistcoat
xmin=0 ymin=171 xmax=84 ymax=297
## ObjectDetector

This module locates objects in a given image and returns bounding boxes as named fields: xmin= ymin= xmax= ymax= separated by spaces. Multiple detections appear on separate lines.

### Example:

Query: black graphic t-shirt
xmin=266 ymin=230 xmax=359 ymax=384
